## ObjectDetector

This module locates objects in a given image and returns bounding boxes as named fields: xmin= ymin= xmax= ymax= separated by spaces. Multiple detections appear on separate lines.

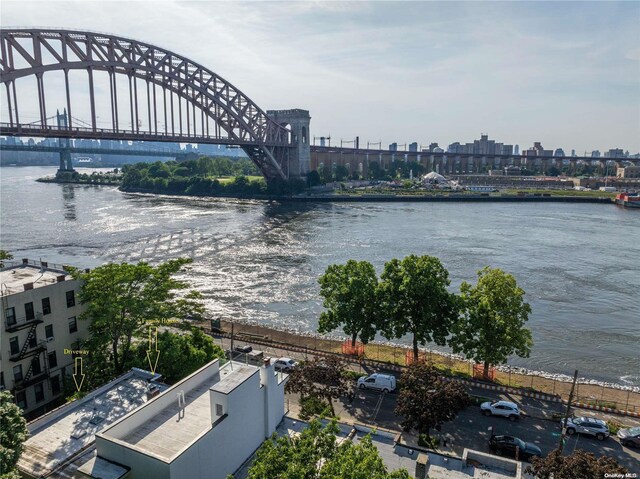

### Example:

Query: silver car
xmin=481 ymin=400 xmax=521 ymax=421
xmin=561 ymin=416 xmax=609 ymax=441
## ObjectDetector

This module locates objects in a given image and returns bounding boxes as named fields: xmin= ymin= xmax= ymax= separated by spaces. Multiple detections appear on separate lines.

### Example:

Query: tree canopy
xmin=395 ymin=362 xmax=469 ymax=438
xmin=0 ymin=391 xmax=29 ymax=478
xmin=285 ymin=356 xmax=352 ymax=416
xmin=450 ymin=267 xmax=532 ymax=377
xmin=527 ymin=449 xmax=628 ymax=479
xmin=317 ymin=260 xmax=379 ymax=347
xmin=129 ymin=328 xmax=225 ymax=384
xmin=76 ymin=258 xmax=204 ymax=385
xmin=244 ymin=419 xmax=410 ymax=479
xmin=378 ymin=255 xmax=459 ymax=360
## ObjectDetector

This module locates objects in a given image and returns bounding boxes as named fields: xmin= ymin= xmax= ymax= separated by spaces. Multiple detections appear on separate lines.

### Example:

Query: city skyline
xmin=1 ymin=1 xmax=639 ymax=152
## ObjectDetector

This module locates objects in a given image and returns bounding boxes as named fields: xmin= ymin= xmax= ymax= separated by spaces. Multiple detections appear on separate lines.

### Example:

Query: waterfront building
xmin=0 ymin=259 xmax=88 ymax=417
xmin=617 ymin=166 xmax=640 ymax=179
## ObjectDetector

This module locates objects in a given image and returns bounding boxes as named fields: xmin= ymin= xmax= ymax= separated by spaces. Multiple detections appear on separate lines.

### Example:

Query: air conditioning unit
xmin=47 ymin=337 xmax=54 ymax=342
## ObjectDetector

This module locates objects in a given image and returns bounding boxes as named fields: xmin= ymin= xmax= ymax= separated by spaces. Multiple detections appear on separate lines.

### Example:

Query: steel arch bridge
xmin=0 ymin=28 xmax=311 ymax=180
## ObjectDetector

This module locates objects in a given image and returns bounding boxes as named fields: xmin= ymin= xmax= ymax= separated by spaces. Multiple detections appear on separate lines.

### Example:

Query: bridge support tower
xmin=56 ymin=109 xmax=74 ymax=173
xmin=267 ymin=109 xmax=310 ymax=179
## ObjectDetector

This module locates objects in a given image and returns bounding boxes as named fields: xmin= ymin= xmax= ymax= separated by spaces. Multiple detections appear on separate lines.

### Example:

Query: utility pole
xmin=558 ymin=369 xmax=578 ymax=453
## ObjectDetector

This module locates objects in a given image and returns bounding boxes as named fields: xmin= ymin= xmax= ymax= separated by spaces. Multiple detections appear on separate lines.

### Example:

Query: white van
xmin=357 ymin=373 xmax=396 ymax=393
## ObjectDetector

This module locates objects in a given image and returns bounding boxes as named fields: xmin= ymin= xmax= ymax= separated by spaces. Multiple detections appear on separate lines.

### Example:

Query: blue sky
xmin=2 ymin=1 xmax=639 ymax=153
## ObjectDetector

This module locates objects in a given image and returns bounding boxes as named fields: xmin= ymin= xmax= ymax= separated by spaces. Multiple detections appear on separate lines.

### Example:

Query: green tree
xmin=395 ymin=362 xmax=469 ymax=439
xmin=307 ymin=170 xmax=322 ymax=187
xmin=129 ymin=328 xmax=225 ymax=383
xmin=0 ymin=391 xmax=29 ymax=478
xmin=76 ymin=259 xmax=204 ymax=383
xmin=334 ymin=165 xmax=349 ymax=181
xmin=527 ymin=449 xmax=627 ymax=479
xmin=450 ymin=267 xmax=532 ymax=378
xmin=318 ymin=260 xmax=379 ymax=347
xmin=285 ymin=356 xmax=352 ymax=416
xmin=0 ymin=250 xmax=13 ymax=268
xmin=378 ymin=255 xmax=459 ymax=360
xmin=244 ymin=419 xmax=409 ymax=479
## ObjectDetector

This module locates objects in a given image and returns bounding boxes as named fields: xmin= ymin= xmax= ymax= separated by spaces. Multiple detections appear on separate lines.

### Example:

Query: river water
xmin=1 ymin=166 xmax=639 ymax=387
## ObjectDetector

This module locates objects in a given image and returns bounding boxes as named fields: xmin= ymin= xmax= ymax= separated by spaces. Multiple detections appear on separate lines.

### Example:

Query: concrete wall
xmin=96 ymin=435 xmax=171 ymax=479
xmin=170 ymin=370 xmax=267 ymax=479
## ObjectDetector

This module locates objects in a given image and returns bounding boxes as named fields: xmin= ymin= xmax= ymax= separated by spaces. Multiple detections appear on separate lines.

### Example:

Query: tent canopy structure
xmin=422 ymin=171 xmax=447 ymax=183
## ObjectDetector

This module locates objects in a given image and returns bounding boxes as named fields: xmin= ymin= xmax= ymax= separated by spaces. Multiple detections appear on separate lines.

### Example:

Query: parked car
xmin=480 ymin=400 xmax=521 ymax=421
xmin=273 ymin=357 xmax=297 ymax=372
xmin=561 ymin=417 xmax=609 ymax=441
xmin=489 ymin=435 xmax=542 ymax=462
xmin=617 ymin=426 xmax=640 ymax=447
xmin=357 ymin=373 xmax=396 ymax=393
xmin=233 ymin=344 xmax=253 ymax=354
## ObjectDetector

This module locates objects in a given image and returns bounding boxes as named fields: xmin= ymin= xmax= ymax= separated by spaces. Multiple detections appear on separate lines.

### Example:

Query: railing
xmin=10 ymin=339 xmax=47 ymax=362
xmin=0 ymin=258 xmax=69 ymax=274
xmin=5 ymin=312 xmax=43 ymax=331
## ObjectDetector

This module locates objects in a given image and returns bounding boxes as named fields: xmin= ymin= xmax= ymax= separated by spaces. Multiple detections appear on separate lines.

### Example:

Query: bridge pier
xmin=266 ymin=109 xmax=310 ymax=180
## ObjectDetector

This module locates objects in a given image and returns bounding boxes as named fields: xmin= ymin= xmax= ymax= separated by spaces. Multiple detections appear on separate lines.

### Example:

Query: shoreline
xmin=208 ymin=319 xmax=640 ymax=413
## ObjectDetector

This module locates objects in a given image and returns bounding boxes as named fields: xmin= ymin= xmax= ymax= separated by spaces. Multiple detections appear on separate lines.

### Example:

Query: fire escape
xmin=6 ymin=311 xmax=48 ymax=391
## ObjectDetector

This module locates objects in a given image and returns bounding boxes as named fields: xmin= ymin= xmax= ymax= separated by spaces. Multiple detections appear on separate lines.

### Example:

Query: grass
xmin=215 ymin=175 xmax=264 ymax=184
xmin=502 ymin=188 xmax=616 ymax=198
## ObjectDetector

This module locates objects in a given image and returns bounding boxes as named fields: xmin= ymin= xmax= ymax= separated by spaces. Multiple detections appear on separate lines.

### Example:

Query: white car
xmin=273 ymin=357 xmax=297 ymax=372
xmin=357 ymin=373 xmax=396 ymax=393
xmin=561 ymin=417 xmax=609 ymax=441
xmin=480 ymin=400 xmax=521 ymax=421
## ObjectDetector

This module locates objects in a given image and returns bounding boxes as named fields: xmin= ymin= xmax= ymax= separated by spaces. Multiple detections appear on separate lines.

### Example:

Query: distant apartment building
xmin=554 ymin=148 xmax=565 ymax=157
xmin=617 ymin=166 xmax=640 ymax=179
xmin=522 ymin=142 xmax=553 ymax=157
xmin=408 ymin=142 xmax=418 ymax=152
xmin=389 ymin=142 xmax=398 ymax=151
xmin=514 ymin=144 xmax=519 ymax=155
xmin=605 ymin=148 xmax=625 ymax=158
xmin=1 ymin=259 xmax=88 ymax=417
xmin=591 ymin=150 xmax=601 ymax=158
xmin=446 ymin=135 xmax=511 ymax=156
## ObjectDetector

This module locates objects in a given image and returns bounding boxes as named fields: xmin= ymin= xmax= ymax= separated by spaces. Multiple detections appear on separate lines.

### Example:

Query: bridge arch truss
xmin=0 ymin=28 xmax=299 ymax=179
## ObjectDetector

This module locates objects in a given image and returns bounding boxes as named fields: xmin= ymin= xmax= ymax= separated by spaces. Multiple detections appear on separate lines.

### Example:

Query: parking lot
xmin=219 ymin=336 xmax=640 ymax=472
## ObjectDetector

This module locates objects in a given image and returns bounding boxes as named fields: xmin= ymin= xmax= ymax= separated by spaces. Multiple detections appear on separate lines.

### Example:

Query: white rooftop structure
xmin=422 ymin=172 xmax=448 ymax=183
xmin=0 ymin=259 xmax=74 ymax=295
xmin=17 ymin=368 xmax=163 ymax=478
xmin=94 ymin=358 xmax=287 ymax=479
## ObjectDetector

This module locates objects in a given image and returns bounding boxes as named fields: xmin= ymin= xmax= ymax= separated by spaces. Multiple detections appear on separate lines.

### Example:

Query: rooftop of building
xmin=0 ymin=259 xmax=77 ymax=295
xmin=99 ymin=360 xmax=283 ymax=462
xmin=17 ymin=368 xmax=163 ymax=478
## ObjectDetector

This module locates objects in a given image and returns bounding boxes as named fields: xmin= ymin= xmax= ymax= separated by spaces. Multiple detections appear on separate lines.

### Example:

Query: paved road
xmin=216 ymin=334 xmax=640 ymax=471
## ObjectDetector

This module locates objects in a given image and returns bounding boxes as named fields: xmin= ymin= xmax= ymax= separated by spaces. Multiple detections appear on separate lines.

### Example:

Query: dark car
xmin=233 ymin=344 xmax=253 ymax=354
xmin=618 ymin=427 xmax=640 ymax=448
xmin=489 ymin=435 xmax=542 ymax=462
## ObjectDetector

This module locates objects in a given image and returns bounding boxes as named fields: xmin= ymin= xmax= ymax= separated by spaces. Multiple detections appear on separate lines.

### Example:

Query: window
xmin=16 ymin=391 xmax=26 ymax=409
xmin=5 ymin=307 xmax=16 ymax=326
xmin=48 ymin=351 xmax=58 ymax=369
xmin=34 ymin=383 xmax=45 ymax=402
xmin=45 ymin=324 xmax=54 ymax=340
xmin=216 ymin=403 xmax=223 ymax=416
xmin=28 ymin=334 xmax=37 ymax=349
xmin=68 ymin=316 xmax=78 ymax=333
xmin=9 ymin=337 xmax=19 ymax=355
xmin=66 ymin=290 xmax=76 ymax=308
xmin=42 ymin=297 xmax=51 ymax=315
xmin=13 ymin=365 xmax=23 ymax=382
xmin=51 ymin=375 xmax=61 ymax=395
xmin=25 ymin=302 xmax=35 ymax=320
xmin=32 ymin=357 xmax=42 ymax=376
xmin=0 ymin=372 xmax=5 ymax=389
